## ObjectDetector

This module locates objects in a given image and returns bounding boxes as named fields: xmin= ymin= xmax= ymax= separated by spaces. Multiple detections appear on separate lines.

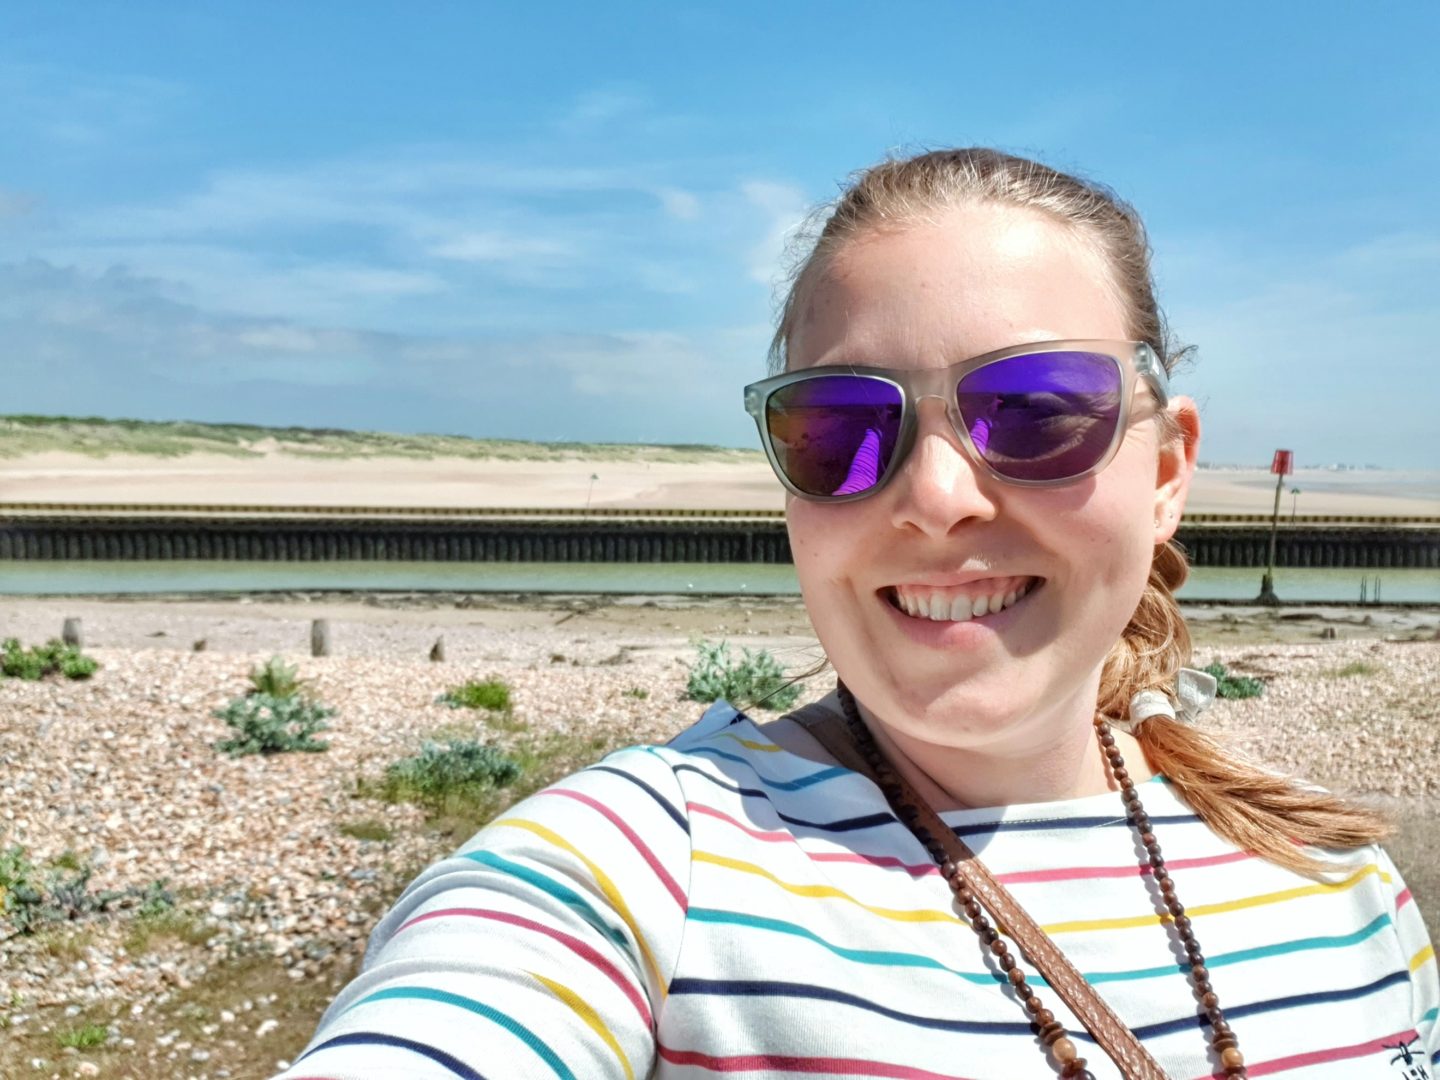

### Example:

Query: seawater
xmin=0 ymin=561 xmax=1437 ymax=603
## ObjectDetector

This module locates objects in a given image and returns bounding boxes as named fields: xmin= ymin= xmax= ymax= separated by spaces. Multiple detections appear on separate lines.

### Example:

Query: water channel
xmin=1 ymin=561 xmax=1437 ymax=603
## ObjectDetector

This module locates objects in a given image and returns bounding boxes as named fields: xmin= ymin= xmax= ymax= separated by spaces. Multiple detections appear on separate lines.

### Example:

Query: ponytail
xmin=1100 ymin=541 xmax=1389 ymax=876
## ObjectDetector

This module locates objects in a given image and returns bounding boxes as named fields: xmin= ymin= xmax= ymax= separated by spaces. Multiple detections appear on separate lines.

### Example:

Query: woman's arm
xmin=272 ymin=745 xmax=692 ymax=1079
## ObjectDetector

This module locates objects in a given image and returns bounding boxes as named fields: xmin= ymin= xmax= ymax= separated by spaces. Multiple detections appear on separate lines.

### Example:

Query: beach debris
xmin=311 ymin=619 xmax=332 ymax=657
xmin=429 ymin=636 xmax=446 ymax=662
xmin=62 ymin=617 xmax=83 ymax=648
xmin=1319 ymin=626 xmax=1338 ymax=640
xmin=193 ymin=638 xmax=208 ymax=652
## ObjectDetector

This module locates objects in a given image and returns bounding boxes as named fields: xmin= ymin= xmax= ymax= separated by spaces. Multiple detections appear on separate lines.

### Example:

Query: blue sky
xmin=2 ymin=2 xmax=1437 ymax=467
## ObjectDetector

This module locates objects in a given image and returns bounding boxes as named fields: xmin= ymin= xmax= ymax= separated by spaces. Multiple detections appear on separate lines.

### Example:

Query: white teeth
xmin=892 ymin=578 xmax=1039 ymax=622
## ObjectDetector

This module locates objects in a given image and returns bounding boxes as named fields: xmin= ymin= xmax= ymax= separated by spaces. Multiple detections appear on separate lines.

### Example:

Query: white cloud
xmin=427 ymin=231 xmax=575 ymax=264
xmin=740 ymin=180 xmax=811 ymax=287
xmin=0 ymin=259 xmax=760 ymax=445
xmin=561 ymin=87 xmax=649 ymax=130
xmin=657 ymin=187 xmax=701 ymax=220
xmin=1166 ymin=230 xmax=1440 ymax=467
xmin=0 ymin=62 xmax=184 ymax=149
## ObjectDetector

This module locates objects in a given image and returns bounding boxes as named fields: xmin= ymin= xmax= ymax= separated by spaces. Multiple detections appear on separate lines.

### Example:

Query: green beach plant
xmin=1200 ymin=661 xmax=1265 ymax=700
xmin=246 ymin=655 xmax=309 ymax=699
xmin=0 ymin=638 xmax=99 ymax=681
xmin=376 ymin=739 xmax=522 ymax=809
xmin=685 ymin=640 xmax=802 ymax=711
xmin=213 ymin=693 xmax=333 ymax=756
xmin=437 ymin=678 xmax=512 ymax=712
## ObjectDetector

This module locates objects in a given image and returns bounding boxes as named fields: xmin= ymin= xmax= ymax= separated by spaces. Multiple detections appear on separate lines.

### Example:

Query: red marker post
xmin=1258 ymin=450 xmax=1293 ymax=604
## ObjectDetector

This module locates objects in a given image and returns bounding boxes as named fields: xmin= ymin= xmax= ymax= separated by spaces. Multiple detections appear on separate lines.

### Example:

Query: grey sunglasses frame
xmin=742 ymin=339 xmax=1171 ymax=502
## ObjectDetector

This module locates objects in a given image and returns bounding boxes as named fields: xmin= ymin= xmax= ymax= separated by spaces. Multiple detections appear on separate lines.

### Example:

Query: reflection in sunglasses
xmin=832 ymin=427 xmax=882 ymax=496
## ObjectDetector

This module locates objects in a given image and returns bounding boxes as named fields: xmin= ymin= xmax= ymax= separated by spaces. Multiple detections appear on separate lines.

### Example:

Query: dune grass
xmin=0 ymin=414 xmax=761 ymax=463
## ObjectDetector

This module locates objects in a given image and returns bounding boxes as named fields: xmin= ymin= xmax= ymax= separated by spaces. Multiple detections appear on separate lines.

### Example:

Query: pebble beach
xmin=1 ymin=594 xmax=1437 ymax=1079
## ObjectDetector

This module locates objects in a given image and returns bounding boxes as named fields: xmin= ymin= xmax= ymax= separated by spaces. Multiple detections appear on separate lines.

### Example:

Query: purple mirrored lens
xmin=955 ymin=351 xmax=1122 ymax=481
xmin=765 ymin=376 xmax=903 ymax=497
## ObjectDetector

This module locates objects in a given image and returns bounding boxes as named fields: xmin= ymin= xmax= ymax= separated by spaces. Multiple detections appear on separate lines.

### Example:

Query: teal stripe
xmin=1087 ymin=913 xmax=1393 ymax=985
xmin=1422 ymin=1005 xmax=1438 ymax=1024
xmin=688 ymin=746 xmax=848 ymax=790
xmin=351 ymin=986 xmax=574 ymax=1080
xmin=462 ymin=849 xmax=629 ymax=949
xmin=686 ymin=907 xmax=1003 ymax=986
xmin=690 ymin=907 xmax=1396 ymax=990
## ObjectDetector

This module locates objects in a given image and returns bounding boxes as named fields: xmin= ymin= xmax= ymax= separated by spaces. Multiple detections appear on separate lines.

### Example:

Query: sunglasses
xmin=743 ymin=340 xmax=1170 ymax=501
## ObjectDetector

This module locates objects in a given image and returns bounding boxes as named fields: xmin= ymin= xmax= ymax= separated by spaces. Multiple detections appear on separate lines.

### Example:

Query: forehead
xmin=789 ymin=202 xmax=1128 ymax=369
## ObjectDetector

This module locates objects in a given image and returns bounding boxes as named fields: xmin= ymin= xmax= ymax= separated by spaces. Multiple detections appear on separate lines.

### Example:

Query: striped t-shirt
xmin=278 ymin=701 xmax=1439 ymax=1079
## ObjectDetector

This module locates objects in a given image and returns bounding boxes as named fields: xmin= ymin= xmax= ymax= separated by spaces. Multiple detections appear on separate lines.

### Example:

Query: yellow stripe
xmin=494 ymin=818 xmax=666 ymax=995
xmin=1043 ymin=864 xmax=1388 ymax=935
xmin=716 ymin=732 xmax=783 ymax=752
xmin=695 ymin=851 xmax=961 ymax=924
xmin=529 ymin=971 xmax=635 ymax=1080
xmin=1410 ymin=945 xmax=1435 ymax=974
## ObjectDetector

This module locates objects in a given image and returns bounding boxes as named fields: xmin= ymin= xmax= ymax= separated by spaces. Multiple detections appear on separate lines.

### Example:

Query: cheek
xmin=786 ymin=502 xmax=874 ymax=636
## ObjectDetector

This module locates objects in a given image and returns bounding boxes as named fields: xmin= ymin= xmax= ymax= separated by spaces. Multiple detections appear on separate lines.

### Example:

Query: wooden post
xmin=311 ymin=619 xmax=332 ymax=657
xmin=62 ymin=617 xmax=83 ymax=648
xmin=1257 ymin=450 xmax=1291 ymax=605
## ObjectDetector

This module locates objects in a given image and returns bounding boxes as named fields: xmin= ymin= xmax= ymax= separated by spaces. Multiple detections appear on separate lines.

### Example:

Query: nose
xmin=889 ymin=397 xmax=999 ymax=536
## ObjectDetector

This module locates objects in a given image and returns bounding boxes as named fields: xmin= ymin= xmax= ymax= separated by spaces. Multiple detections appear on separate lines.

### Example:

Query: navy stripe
xmin=590 ymin=763 xmax=690 ymax=835
xmin=689 ymin=745 xmax=850 ymax=790
xmin=296 ymin=1031 xmax=488 ymax=1079
xmin=669 ymin=977 xmax=1042 ymax=1039
xmin=1130 ymin=969 xmax=1412 ymax=1041
xmin=672 ymin=763 xmax=894 ymax=833
xmin=951 ymin=812 xmax=1199 ymax=839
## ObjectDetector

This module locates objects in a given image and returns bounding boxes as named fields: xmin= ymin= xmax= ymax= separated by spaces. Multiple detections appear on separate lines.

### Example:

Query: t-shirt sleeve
xmin=272 ymin=745 xmax=691 ymax=1079
xmin=1381 ymin=846 xmax=1439 ymax=1066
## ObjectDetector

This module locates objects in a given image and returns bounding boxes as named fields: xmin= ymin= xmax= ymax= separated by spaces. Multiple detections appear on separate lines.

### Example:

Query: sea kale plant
xmin=213 ymin=693 xmax=334 ymax=756
xmin=685 ymin=640 xmax=801 ymax=711
xmin=213 ymin=655 xmax=332 ymax=756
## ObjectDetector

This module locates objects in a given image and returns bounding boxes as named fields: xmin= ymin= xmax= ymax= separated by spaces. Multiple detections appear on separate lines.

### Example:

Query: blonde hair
xmin=774 ymin=148 xmax=1386 ymax=874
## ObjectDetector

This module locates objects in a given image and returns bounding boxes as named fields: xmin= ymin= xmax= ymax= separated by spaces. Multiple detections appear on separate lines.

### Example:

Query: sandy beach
xmin=5 ymin=451 xmax=1440 ymax=515
xmin=1 ymin=593 xmax=1437 ymax=1079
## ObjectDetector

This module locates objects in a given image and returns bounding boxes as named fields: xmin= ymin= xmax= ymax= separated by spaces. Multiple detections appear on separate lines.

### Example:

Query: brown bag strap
xmin=787 ymin=703 xmax=1171 ymax=1080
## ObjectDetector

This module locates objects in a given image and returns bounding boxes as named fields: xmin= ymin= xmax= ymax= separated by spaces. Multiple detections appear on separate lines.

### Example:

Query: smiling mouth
xmin=885 ymin=576 xmax=1042 ymax=623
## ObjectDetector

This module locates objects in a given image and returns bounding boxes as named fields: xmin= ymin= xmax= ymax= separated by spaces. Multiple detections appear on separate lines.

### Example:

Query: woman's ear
xmin=1154 ymin=396 xmax=1200 ymax=545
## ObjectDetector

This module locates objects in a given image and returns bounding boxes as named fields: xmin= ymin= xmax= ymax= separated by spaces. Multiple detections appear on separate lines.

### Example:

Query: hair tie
xmin=1113 ymin=667 xmax=1218 ymax=735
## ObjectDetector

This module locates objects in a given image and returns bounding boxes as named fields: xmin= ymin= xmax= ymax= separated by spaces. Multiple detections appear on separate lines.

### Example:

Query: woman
xmin=277 ymin=149 xmax=1437 ymax=1079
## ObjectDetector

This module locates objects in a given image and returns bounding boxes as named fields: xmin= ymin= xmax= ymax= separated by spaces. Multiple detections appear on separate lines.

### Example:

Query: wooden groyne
xmin=1 ymin=507 xmax=1438 ymax=568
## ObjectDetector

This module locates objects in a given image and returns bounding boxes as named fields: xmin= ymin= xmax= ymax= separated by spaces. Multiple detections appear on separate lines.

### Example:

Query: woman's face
xmin=785 ymin=202 xmax=1196 ymax=760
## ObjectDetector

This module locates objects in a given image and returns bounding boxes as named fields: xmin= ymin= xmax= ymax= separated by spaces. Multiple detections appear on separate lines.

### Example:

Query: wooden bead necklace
xmin=835 ymin=683 xmax=1247 ymax=1078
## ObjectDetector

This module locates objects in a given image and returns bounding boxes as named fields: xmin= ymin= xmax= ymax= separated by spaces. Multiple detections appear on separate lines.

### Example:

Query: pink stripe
xmin=1197 ymin=1028 xmax=1421 ymax=1078
xmin=542 ymin=788 xmax=687 ymax=908
xmin=397 ymin=906 xmax=652 ymax=1027
xmin=691 ymin=803 xmax=1255 ymax=885
xmin=995 ymin=849 xmax=1253 ymax=885
xmin=1397 ymin=887 xmax=1414 ymax=909
xmin=659 ymin=1045 xmax=972 ymax=1078
xmin=689 ymin=804 xmax=936 ymax=877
